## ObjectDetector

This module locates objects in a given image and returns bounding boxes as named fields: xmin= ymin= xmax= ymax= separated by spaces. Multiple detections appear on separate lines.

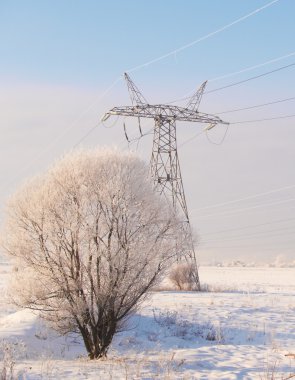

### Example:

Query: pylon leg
xmin=150 ymin=117 xmax=200 ymax=290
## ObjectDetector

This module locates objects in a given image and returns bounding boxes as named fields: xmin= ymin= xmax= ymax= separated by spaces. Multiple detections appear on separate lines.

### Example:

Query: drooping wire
xmin=160 ymin=108 xmax=295 ymax=152
xmin=123 ymin=122 xmax=130 ymax=143
xmin=119 ymin=117 xmax=154 ymax=150
xmin=170 ymin=109 xmax=295 ymax=150
xmin=101 ymin=114 xmax=119 ymax=128
xmin=138 ymin=117 xmax=143 ymax=136
xmin=124 ymin=126 xmax=154 ymax=151
xmin=205 ymin=125 xmax=230 ymax=145
xmin=177 ymin=124 xmax=229 ymax=150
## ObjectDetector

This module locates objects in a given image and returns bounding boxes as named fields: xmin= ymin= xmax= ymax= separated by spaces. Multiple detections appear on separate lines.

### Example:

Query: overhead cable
xmin=73 ymin=123 xmax=101 ymax=148
xmin=191 ymin=184 xmax=295 ymax=212
xmin=191 ymin=197 xmax=295 ymax=219
xmin=167 ymin=52 xmax=295 ymax=104
xmin=209 ymin=51 xmax=295 ymax=83
xmin=199 ymin=238 xmax=295 ymax=250
xmin=200 ymin=226 xmax=295 ymax=244
xmin=206 ymin=62 xmax=295 ymax=94
xmin=168 ymin=62 xmax=295 ymax=106
xmin=200 ymin=216 xmax=295 ymax=237
xmin=38 ymin=0 xmax=283 ymax=152
xmin=231 ymin=113 xmax=295 ymax=124
xmin=125 ymin=0 xmax=281 ymax=73
xmin=69 ymin=0 xmax=283 ymax=150
xmin=215 ymin=95 xmax=295 ymax=115
xmin=178 ymin=130 xmax=205 ymax=148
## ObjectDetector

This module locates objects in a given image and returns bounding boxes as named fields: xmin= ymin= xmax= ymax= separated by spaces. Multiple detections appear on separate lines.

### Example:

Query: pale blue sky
xmin=1 ymin=0 xmax=295 ymax=264
xmin=1 ymin=0 xmax=295 ymax=87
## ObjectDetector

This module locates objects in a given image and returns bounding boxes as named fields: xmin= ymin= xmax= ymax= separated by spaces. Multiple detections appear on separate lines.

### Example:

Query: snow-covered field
xmin=0 ymin=257 xmax=294 ymax=379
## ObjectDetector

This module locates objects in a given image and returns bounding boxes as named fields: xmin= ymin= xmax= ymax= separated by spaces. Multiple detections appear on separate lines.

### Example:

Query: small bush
xmin=169 ymin=263 xmax=198 ymax=291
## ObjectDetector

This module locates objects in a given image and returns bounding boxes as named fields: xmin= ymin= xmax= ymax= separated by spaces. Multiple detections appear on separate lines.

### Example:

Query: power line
xmin=198 ymin=216 xmax=295 ymax=255
xmin=167 ymin=52 xmax=295 ymax=105
xmin=205 ymin=125 xmax=229 ymax=145
xmin=126 ymin=0 xmax=281 ymax=73
xmin=32 ymin=0 xmax=283 ymax=156
xmin=11 ymin=1 xmax=284 ymax=159
xmin=200 ymin=233 xmax=295 ymax=246
xmin=117 ymin=102 xmax=295 ymax=151
xmin=178 ymin=130 xmax=205 ymax=148
xmin=73 ymin=61 xmax=295 ymax=148
xmin=231 ymin=113 xmax=295 ymax=124
xmin=200 ymin=216 xmax=295 ymax=237
xmin=209 ymin=51 xmax=295 ymax=83
xmin=1 ymin=0 xmax=285 ymax=193
xmin=175 ymin=111 xmax=295 ymax=149
xmin=200 ymin=238 xmax=295 ymax=253
xmin=73 ymin=123 xmax=101 ymax=148
xmin=63 ymin=1 xmax=283 ymax=150
xmin=192 ymin=197 xmax=295 ymax=219
xmin=215 ymin=96 xmax=295 ymax=115
xmin=191 ymin=184 xmax=295 ymax=213
xmin=170 ymin=61 xmax=295 ymax=105
xmin=206 ymin=62 xmax=295 ymax=94
xmin=199 ymin=238 xmax=295 ymax=250
xmin=175 ymin=109 xmax=295 ymax=150
xmin=200 ymin=225 xmax=295 ymax=244
xmin=102 ymin=73 xmax=228 ymax=289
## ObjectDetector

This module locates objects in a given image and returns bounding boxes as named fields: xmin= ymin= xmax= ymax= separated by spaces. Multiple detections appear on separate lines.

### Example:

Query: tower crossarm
xmin=102 ymin=104 xmax=229 ymax=125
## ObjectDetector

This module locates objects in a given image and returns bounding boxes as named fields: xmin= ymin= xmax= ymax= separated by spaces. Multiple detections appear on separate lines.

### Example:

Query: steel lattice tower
xmin=102 ymin=74 xmax=228 ymax=290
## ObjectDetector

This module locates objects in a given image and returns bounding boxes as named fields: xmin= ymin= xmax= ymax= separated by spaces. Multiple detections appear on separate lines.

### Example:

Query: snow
xmin=0 ymin=258 xmax=294 ymax=379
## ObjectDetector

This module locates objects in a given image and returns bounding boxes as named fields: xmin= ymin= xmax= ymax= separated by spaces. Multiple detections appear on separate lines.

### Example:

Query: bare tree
xmin=2 ymin=148 xmax=187 ymax=359
xmin=169 ymin=263 xmax=198 ymax=291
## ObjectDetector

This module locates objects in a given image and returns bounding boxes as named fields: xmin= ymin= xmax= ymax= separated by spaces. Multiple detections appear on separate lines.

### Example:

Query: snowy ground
xmin=0 ymin=257 xmax=294 ymax=379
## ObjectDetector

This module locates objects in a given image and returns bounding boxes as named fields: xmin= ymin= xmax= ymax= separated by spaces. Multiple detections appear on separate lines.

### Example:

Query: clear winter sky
xmin=1 ymin=0 xmax=295 ymax=264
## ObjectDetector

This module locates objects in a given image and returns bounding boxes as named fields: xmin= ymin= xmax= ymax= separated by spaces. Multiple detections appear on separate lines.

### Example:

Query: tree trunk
xmin=78 ymin=320 xmax=117 ymax=359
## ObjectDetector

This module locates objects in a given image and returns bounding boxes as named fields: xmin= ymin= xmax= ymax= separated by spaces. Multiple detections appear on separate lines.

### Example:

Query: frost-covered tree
xmin=169 ymin=262 xmax=197 ymax=291
xmin=2 ymin=148 xmax=187 ymax=359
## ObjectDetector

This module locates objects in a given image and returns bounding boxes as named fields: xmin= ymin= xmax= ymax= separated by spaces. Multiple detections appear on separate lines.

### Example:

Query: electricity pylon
xmin=102 ymin=73 xmax=229 ymax=290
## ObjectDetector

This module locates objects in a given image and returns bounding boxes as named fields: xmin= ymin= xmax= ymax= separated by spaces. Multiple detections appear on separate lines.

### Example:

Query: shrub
xmin=169 ymin=262 xmax=198 ymax=291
